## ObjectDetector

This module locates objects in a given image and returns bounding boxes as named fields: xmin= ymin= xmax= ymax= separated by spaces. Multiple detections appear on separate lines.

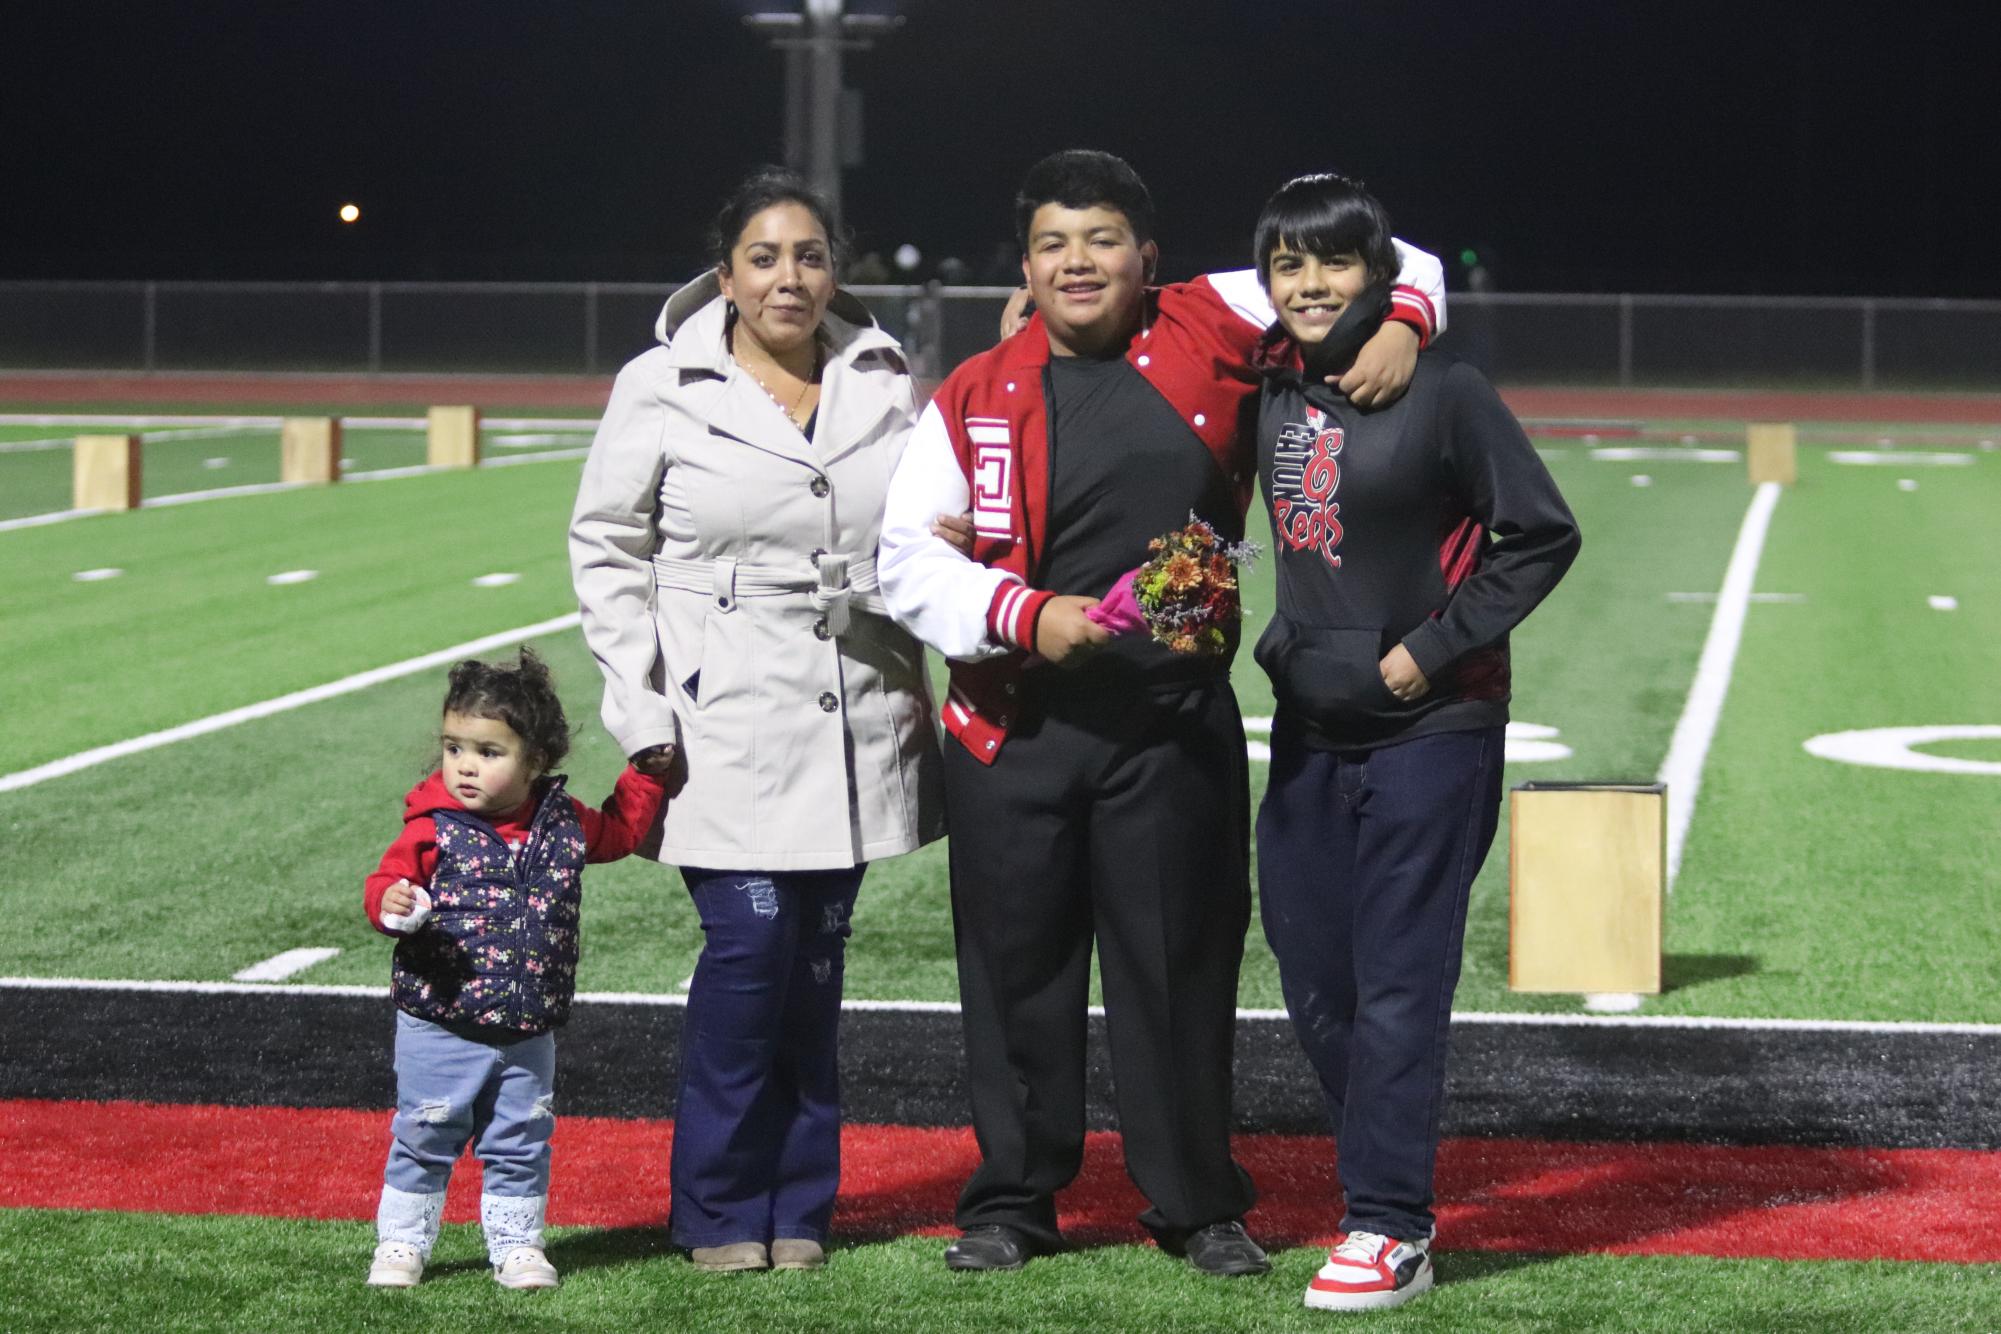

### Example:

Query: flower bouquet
xmin=1085 ymin=515 xmax=1260 ymax=655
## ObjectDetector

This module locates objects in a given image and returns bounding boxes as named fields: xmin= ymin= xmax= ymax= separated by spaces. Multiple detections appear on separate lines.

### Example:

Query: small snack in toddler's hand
xmin=1085 ymin=514 xmax=1260 ymax=655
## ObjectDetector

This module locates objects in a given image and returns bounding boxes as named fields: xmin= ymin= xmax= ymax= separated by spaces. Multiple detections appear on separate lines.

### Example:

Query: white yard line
xmin=2 ymin=975 xmax=1994 ymax=1035
xmin=0 ymin=448 xmax=589 ymax=533
xmin=0 ymin=613 xmax=581 ymax=793
xmin=1828 ymin=451 xmax=1974 ymax=467
xmin=0 ymin=507 xmax=101 ymax=533
xmin=232 ymin=948 xmax=341 ymax=982
xmin=1657 ymin=481 xmax=1783 ymax=889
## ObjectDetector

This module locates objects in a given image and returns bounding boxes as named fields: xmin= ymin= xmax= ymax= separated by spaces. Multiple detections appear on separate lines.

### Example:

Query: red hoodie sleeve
xmin=363 ymin=821 xmax=439 ymax=935
xmin=574 ymin=764 xmax=668 ymax=864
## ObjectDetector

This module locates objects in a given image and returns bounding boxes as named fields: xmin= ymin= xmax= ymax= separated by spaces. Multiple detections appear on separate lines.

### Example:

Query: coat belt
xmin=652 ymin=552 xmax=886 ymax=634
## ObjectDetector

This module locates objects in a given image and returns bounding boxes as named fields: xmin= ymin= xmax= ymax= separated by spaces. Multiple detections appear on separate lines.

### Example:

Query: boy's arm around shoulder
xmin=576 ymin=763 xmax=669 ymax=863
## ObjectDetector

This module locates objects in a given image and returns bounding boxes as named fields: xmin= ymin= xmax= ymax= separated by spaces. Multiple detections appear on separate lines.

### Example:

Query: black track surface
xmin=5 ymin=986 xmax=1997 ymax=1151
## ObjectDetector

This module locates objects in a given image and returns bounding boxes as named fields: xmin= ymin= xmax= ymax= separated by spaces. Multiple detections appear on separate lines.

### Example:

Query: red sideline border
xmin=4 ymin=371 xmax=2001 ymax=426
xmin=5 ymin=1099 xmax=1997 ymax=1264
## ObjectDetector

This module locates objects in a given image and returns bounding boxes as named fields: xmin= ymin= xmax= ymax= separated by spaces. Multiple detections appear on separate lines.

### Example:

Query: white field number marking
xmin=232 ymin=948 xmax=341 ymax=982
xmin=1804 ymin=725 xmax=2001 ymax=776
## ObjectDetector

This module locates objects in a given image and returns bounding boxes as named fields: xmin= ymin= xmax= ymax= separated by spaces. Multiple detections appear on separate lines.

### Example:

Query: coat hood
xmin=653 ymin=271 xmax=895 ymax=374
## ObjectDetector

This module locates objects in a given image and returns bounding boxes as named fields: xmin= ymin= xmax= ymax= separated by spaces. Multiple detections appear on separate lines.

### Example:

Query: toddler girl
xmin=362 ymin=649 xmax=666 ymax=1289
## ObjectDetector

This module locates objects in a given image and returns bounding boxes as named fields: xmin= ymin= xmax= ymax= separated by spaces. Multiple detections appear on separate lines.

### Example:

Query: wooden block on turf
xmin=427 ymin=405 xmax=480 ymax=469
xmin=280 ymin=417 xmax=342 ymax=484
xmin=1746 ymin=422 xmax=1797 ymax=485
xmin=1509 ymin=782 xmax=1665 ymax=994
xmin=73 ymin=434 xmax=141 ymax=511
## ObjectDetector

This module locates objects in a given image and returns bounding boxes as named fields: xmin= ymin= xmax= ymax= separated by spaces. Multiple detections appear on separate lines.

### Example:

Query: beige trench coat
xmin=569 ymin=276 xmax=945 ymax=870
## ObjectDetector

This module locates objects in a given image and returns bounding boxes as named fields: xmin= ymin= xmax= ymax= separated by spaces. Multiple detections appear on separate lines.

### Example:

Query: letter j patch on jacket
xmin=968 ymin=417 xmax=1013 ymax=538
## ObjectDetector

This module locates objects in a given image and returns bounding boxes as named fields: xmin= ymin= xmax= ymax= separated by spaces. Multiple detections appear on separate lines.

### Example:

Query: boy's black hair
xmin=1253 ymin=172 xmax=1399 ymax=288
xmin=1014 ymin=149 xmax=1156 ymax=253
xmin=707 ymin=165 xmax=850 ymax=273
xmin=442 ymin=648 xmax=570 ymax=770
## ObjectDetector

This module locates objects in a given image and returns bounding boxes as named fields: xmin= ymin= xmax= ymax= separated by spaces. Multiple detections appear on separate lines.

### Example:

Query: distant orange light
xmin=339 ymin=203 xmax=361 ymax=224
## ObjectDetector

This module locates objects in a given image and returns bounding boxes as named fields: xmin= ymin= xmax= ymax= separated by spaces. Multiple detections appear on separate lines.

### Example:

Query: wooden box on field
xmin=280 ymin=417 xmax=342 ymax=484
xmin=1509 ymin=782 xmax=1665 ymax=994
xmin=427 ymin=405 xmax=480 ymax=468
xmin=73 ymin=434 xmax=141 ymax=511
xmin=1746 ymin=422 xmax=1797 ymax=485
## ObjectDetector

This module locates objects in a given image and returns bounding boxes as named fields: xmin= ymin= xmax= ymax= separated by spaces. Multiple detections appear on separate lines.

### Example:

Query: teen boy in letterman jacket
xmin=877 ymin=150 xmax=1445 ymax=1277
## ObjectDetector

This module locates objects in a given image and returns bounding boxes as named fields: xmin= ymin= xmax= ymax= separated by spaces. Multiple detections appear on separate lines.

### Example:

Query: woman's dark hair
xmin=706 ymin=166 xmax=848 ymax=274
xmin=442 ymin=648 xmax=570 ymax=770
xmin=1253 ymin=173 xmax=1399 ymax=288
xmin=1014 ymin=149 xmax=1156 ymax=252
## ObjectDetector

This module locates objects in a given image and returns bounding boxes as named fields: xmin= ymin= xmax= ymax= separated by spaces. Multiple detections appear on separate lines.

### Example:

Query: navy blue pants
xmin=669 ymin=864 xmax=863 ymax=1248
xmin=1255 ymin=721 xmax=1504 ymax=1242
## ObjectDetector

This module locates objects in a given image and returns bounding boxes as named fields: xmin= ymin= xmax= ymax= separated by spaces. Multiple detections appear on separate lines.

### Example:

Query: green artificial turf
xmin=3 ymin=442 xmax=1997 ymax=1021
xmin=1658 ymin=459 xmax=2001 ymax=1022
xmin=0 ymin=425 xmax=589 ymax=522
xmin=4 ymin=1211 xmax=1997 ymax=1334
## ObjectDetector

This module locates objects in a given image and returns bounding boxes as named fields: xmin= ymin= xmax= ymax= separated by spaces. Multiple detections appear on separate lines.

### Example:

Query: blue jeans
xmin=383 ymin=1010 xmax=556 ymax=1198
xmin=670 ymin=864 xmax=864 ymax=1247
xmin=1255 ymin=722 xmax=1504 ymax=1241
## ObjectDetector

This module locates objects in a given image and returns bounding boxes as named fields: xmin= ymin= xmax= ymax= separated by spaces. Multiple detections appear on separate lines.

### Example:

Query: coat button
xmin=814 ymin=618 xmax=831 ymax=640
xmin=1003 ymin=682 xmax=1016 ymax=695
xmin=810 ymin=476 xmax=830 ymax=497
xmin=1136 ymin=354 xmax=1151 ymax=368
xmin=818 ymin=691 xmax=838 ymax=712
xmin=984 ymin=739 xmax=997 ymax=750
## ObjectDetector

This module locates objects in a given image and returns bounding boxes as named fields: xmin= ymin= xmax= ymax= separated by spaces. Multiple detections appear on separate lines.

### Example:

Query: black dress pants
xmin=942 ymin=677 xmax=1257 ymax=1246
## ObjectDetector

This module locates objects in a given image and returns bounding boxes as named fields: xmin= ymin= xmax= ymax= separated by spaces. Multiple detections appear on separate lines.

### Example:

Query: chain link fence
xmin=2 ymin=280 xmax=1995 ymax=390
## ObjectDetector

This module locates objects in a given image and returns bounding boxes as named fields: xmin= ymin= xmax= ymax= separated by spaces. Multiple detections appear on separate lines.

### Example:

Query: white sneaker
xmin=366 ymin=1240 xmax=424 ymax=1288
xmin=1303 ymin=1230 xmax=1434 ymax=1311
xmin=493 ymin=1245 xmax=561 ymax=1289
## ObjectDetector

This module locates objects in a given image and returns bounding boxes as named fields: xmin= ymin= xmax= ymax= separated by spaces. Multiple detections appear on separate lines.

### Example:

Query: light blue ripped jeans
xmin=670 ymin=865 xmax=864 ymax=1248
xmin=377 ymin=1010 xmax=556 ymax=1261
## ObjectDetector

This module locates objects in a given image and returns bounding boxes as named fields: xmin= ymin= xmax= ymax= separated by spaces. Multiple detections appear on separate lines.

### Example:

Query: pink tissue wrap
xmin=1083 ymin=565 xmax=1149 ymax=635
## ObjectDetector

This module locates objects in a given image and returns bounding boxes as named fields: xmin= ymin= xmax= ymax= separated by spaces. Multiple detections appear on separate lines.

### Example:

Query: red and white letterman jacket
xmin=878 ymin=252 xmax=1444 ymax=764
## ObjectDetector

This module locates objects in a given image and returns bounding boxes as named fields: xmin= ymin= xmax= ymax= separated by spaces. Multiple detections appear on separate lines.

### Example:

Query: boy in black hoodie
xmin=1248 ymin=174 xmax=1580 ymax=1313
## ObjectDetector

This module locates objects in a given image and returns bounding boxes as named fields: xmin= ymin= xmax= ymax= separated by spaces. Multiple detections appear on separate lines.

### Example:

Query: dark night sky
xmin=6 ymin=1 xmax=1997 ymax=296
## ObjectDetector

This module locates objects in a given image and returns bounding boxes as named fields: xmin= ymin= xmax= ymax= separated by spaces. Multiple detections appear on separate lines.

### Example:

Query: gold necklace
xmin=736 ymin=336 xmax=821 ymax=428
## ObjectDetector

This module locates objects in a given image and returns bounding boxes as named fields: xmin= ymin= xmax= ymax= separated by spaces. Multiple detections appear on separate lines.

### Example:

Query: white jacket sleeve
xmin=568 ymin=363 xmax=684 ymax=758
xmin=878 ymin=399 xmax=1021 ymax=661
xmin=1199 ymin=237 xmax=1448 ymax=341
xmin=1389 ymin=238 xmax=1448 ymax=339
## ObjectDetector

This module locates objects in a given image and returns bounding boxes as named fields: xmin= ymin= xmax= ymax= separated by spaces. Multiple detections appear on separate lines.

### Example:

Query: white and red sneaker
xmin=1304 ymin=1230 xmax=1433 ymax=1311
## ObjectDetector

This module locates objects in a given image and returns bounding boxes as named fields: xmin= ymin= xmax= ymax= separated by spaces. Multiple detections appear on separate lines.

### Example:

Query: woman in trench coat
xmin=569 ymin=169 xmax=944 ymax=1272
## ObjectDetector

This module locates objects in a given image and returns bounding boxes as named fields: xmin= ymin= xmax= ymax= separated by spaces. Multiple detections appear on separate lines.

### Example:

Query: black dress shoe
xmin=1178 ymin=1220 xmax=1271 ymax=1277
xmin=944 ymin=1225 xmax=1034 ymax=1271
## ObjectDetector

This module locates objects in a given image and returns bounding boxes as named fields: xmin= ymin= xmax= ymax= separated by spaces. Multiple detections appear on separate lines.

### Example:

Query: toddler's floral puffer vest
xmin=391 ymin=777 xmax=587 ymax=1033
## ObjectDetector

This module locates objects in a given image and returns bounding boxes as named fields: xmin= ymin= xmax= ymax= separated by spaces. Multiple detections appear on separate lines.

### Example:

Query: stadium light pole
xmin=744 ymin=0 xmax=902 ymax=228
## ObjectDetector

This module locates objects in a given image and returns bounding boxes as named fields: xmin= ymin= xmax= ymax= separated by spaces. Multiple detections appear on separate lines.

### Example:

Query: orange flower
xmin=1164 ymin=552 xmax=1202 ymax=591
